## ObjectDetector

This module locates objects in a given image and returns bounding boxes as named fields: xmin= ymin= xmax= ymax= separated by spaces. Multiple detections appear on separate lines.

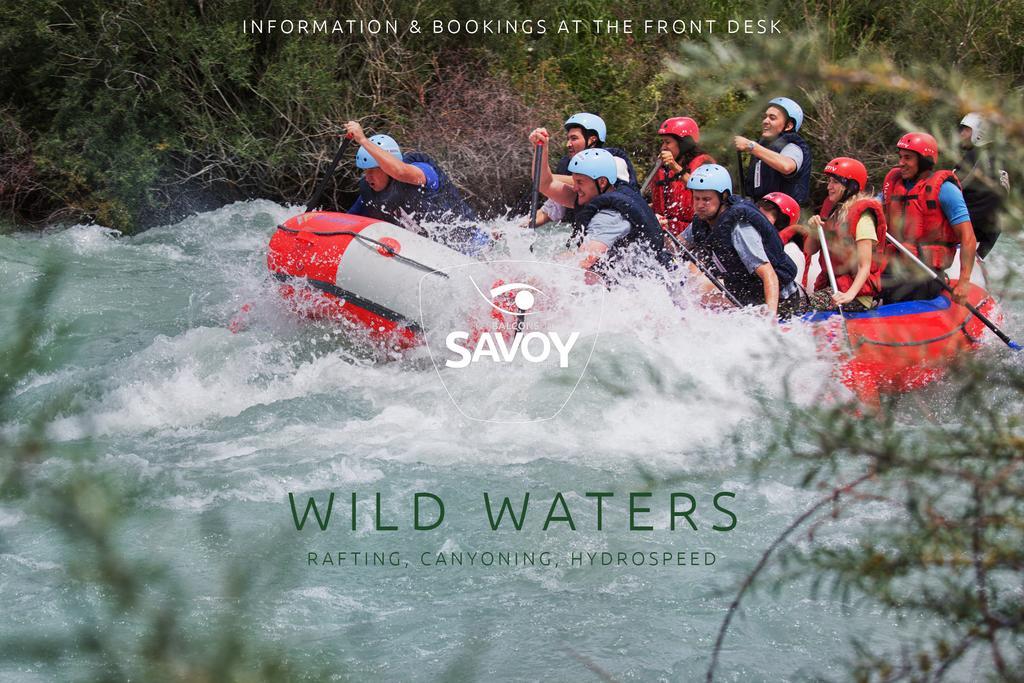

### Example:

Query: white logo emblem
xmin=418 ymin=260 xmax=605 ymax=423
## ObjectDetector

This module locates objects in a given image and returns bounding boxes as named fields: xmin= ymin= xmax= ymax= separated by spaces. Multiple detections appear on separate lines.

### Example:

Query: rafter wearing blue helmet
xmin=343 ymin=120 xmax=489 ymax=256
xmin=733 ymin=96 xmax=812 ymax=206
xmin=526 ymin=129 xmax=667 ymax=276
xmin=530 ymin=112 xmax=640 ymax=229
xmin=680 ymin=164 xmax=803 ymax=318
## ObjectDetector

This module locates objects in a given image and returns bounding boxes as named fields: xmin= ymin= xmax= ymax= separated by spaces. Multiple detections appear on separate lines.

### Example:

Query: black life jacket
xmin=570 ymin=183 xmax=669 ymax=268
xmin=357 ymin=151 xmax=482 ymax=250
xmin=955 ymin=147 xmax=1004 ymax=243
xmin=744 ymin=131 xmax=812 ymax=205
xmin=552 ymin=148 xmax=640 ymax=225
xmin=554 ymin=154 xmax=572 ymax=175
xmin=689 ymin=196 xmax=798 ymax=306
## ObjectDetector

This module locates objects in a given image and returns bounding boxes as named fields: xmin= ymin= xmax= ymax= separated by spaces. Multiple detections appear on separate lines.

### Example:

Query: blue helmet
xmin=356 ymin=134 xmax=402 ymax=169
xmin=567 ymin=148 xmax=617 ymax=185
xmin=564 ymin=113 xmax=607 ymax=143
xmin=768 ymin=97 xmax=804 ymax=132
xmin=686 ymin=164 xmax=733 ymax=194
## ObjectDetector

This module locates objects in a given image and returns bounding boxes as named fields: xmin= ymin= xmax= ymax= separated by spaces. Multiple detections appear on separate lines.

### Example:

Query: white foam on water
xmin=35 ymin=200 xmax=841 ymax=481
xmin=12 ymin=367 xmax=79 ymax=397
xmin=0 ymin=554 xmax=61 ymax=572
xmin=0 ymin=508 xmax=26 ymax=528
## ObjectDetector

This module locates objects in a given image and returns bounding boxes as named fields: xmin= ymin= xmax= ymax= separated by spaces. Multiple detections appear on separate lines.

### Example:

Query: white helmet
xmin=959 ymin=112 xmax=990 ymax=147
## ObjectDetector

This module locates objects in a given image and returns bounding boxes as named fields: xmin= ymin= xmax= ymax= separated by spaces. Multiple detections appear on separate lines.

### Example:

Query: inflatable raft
xmin=267 ymin=211 xmax=478 ymax=347
xmin=803 ymin=280 xmax=1002 ymax=401
xmin=267 ymin=211 xmax=1005 ymax=403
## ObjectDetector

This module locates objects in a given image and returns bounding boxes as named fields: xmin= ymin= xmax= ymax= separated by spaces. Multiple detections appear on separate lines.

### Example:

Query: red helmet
xmin=823 ymin=156 xmax=868 ymax=194
xmin=761 ymin=192 xmax=800 ymax=227
xmin=896 ymin=132 xmax=938 ymax=163
xmin=658 ymin=117 xmax=700 ymax=142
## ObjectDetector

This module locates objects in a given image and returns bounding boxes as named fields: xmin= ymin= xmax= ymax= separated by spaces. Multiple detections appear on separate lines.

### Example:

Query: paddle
xmin=305 ymin=133 xmax=354 ymax=213
xmin=661 ymin=227 xmax=742 ymax=307
xmin=816 ymin=223 xmax=855 ymax=353
xmin=736 ymin=150 xmax=748 ymax=197
xmin=528 ymin=142 xmax=543 ymax=230
xmin=640 ymin=158 xmax=663 ymax=197
xmin=885 ymin=234 xmax=1021 ymax=351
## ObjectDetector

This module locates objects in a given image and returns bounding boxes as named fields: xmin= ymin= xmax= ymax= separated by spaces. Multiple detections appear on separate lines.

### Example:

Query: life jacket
xmin=651 ymin=153 xmax=715 ymax=235
xmin=689 ymin=196 xmax=798 ymax=306
xmin=570 ymin=183 xmax=669 ymax=269
xmin=357 ymin=151 xmax=484 ymax=253
xmin=554 ymin=154 xmax=572 ymax=175
xmin=744 ymin=131 xmax=812 ymax=205
xmin=777 ymin=226 xmax=798 ymax=245
xmin=881 ymin=167 xmax=961 ymax=270
xmin=813 ymin=193 xmax=887 ymax=298
xmin=955 ymin=147 xmax=1004 ymax=246
xmin=553 ymin=148 xmax=640 ymax=226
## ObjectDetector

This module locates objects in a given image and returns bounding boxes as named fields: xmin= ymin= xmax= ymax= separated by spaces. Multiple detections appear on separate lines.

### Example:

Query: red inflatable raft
xmin=267 ymin=211 xmax=478 ymax=347
xmin=805 ymin=281 xmax=1002 ymax=401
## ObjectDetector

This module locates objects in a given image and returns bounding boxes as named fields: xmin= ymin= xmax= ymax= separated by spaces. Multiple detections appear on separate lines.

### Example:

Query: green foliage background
xmin=2 ymin=0 xmax=1023 ymax=232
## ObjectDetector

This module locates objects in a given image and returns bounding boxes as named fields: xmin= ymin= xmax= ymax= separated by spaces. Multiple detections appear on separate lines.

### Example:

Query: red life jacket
xmin=881 ymin=167 xmax=961 ymax=270
xmin=814 ymin=194 xmax=888 ymax=298
xmin=651 ymin=153 xmax=715 ymax=235
xmin=777 ymin=226 xmax=798 ymax=245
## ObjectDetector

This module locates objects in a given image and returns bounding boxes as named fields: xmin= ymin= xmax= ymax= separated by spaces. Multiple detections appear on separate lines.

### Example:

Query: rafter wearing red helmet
xmin=880 ymin=132 xmax=977 ymax=304
xmin=649 ymin=117 xmax=716 ymax=236
xmin=806 ymin=157 xmax=887 ymax=312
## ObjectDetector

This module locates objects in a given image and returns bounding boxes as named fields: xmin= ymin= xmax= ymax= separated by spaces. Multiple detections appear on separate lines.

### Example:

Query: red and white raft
xmin=267 ymin=212 xmax=1008 ymax=403
xmin=267 ymin=211 xmax=477 ymax=347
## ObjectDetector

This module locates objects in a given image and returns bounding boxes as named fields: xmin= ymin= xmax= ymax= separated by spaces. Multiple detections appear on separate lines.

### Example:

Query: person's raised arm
xmin=345 ymin=121 xmax=426 ymax=186
xmin=529 ymin=128 xmax=575 ymax=207
xmin=733 ymin=135 xmax=798 ymax=176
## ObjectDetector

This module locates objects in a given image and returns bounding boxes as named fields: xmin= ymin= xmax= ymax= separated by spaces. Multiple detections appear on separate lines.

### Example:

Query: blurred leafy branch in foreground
xmin=666 ymin=28 xmax=1024 ymax=683
xmin=0 ymin=263 xmax=340 ymax=682
xmin=706 ymin=359 xmax=1024 ymax=681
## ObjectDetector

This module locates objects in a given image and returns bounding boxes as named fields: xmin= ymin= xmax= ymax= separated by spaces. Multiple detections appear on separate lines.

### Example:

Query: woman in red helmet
xmin=807 ymin=157 xmax=888 ymax=311
xmin=648 ymin=117 xmax=715 ymax=236
xmin=880 ymin=132 xmax=977 ymax=304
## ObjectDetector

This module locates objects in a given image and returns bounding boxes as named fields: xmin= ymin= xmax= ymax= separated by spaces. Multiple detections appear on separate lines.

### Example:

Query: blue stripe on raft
xmin=801 ymin=295 xmax=950 ymax=323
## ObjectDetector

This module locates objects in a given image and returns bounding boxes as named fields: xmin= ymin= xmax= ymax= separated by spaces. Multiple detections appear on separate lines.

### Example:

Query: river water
xmin=1 ymin=201 xmax=1021 ymax=681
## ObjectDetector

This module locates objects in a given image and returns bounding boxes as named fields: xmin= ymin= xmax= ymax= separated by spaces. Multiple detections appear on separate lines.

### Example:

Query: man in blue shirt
xmin=880 ymin=132 xmax=977 ymax=304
